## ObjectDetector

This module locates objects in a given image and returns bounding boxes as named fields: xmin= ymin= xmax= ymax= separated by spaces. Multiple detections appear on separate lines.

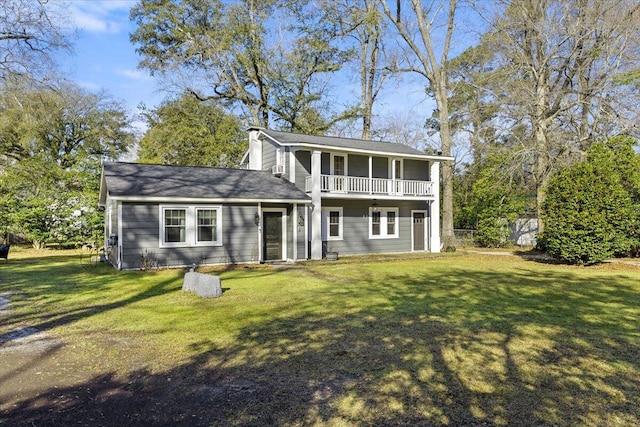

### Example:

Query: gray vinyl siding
xmin=262 ymin=138 xmax=279 ymax=172
xmin=296 ymin=204 xmax=306 ymax=259
xmin=322 ymin=199 xmax=424 ymax=256
xmin=349 ymin=154 xmax=368 ymax=177
xmin=120 ymin=203 xmax=259 ymax=269
xmin=261 ymin=203 xmax=293 ymax=260
xmin=283 ymin=146 xmax=291 ymax=178
xmin=404 ymin=159 xmax=430 ymax=181
xmin=295 ymin=150 xmax=311 ymax=192
xmin=106 ymin=199 xmax=119 ymax=266
xmin=372 ymin=157 xmax=388 ymax=178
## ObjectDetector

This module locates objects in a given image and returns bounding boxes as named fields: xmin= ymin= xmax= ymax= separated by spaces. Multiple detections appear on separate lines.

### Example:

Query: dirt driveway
xmin=0 ymin=295 xmax=277 ymax=427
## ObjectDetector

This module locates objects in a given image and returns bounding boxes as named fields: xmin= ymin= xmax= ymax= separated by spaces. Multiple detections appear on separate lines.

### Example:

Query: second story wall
xmin=295 ymin=150 xmax=311 ymax=190
xmin=262 ymin=137 xmax=279 ymax=172
xmin=290 ymin=150 xmax=433 ymax=182
xmin=248 ymin=129 xmax=441 ymax=199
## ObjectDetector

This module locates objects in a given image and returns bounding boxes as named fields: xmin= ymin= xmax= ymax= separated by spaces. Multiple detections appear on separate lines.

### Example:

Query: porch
xmin=305 ymin=175 xmax=434 ymax=197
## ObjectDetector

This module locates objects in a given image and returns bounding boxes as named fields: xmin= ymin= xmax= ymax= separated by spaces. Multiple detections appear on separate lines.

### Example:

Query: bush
xmin=542 ymin=159 xmax=633 ymax=265
xmin=476 ymin=217 xmax=510 ymax=248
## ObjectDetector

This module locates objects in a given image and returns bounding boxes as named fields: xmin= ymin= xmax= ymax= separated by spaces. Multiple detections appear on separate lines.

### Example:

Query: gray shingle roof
xmin=259 ymin=128 xmax=428 ymax=156
xmin=102 ymin=162 xmax=310 ymax=202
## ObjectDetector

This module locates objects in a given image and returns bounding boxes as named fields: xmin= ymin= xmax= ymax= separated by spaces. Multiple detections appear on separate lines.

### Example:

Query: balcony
xmin=305 ymin=175 xmax=434 ymax=197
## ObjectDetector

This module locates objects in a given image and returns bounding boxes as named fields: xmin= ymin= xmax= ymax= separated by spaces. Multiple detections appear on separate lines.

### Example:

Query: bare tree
xmin=356 ymin=0 xmax=385 ymax=139
xmin=339 ymin=0 xmax=391 ymax=140
xmin=379 ymin=0 xmax=459 ymax=248
xmin=0 ymin=0 xmax=73 ymax=83
xmin=373 ymin=110 xmax=433 ymax=151
xmin=483 ymin=0 xmax=640 ymax=232
xmin=315 ymin=0 xmax=394 ymax=139
xmin=131 ymin=0 xmax=351 ymax=132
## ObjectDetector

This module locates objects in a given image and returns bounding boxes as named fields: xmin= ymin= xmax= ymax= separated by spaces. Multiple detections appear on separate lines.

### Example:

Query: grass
xmin=1 ymin=247 xmax=639 ymax=426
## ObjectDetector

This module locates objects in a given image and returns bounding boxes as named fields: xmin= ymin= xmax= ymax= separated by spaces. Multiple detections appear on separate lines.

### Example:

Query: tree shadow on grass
xmin=0 ymin=269 xmax=182 ymax=335
xmin=2 ymin=264 xmax=640 ymax=426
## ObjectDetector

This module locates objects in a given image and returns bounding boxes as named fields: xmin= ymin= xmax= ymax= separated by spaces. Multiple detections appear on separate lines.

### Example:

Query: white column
xmin=311 ymin=150 xmax=323 ymax=260
xmin=391 ymin=158 xmax=396 ymax=195
xmin=368 ymin=156 xmax=373 ymax=194
xmin=257 ymin=202 xmax=263 ymax=261
xmin=304 ymin=203 xmax=309 ymax=259
xmin=292 ymin=203 xmax=298 ymax=261
xmin=429 ymin=161 xmax=441 ymax=252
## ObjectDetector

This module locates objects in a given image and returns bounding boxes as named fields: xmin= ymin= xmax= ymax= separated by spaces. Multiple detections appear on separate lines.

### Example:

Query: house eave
xmin=98 ymin=168 xmax=108 ymax=207
xmin=251 ymin=128 xmax=455 ymax=162
xmin=319 ymin=193 xmax=436 ymax=202
xmin=105 ymin=195 xmax=312 ymax=204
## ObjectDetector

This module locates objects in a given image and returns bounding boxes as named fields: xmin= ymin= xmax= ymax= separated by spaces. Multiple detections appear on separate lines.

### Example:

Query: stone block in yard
xmin=183 ymin=272 xmax=222 ymax=298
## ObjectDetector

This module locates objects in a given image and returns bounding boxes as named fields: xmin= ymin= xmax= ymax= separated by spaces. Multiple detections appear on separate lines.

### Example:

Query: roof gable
xmin=101 ymin=162 xmax=310 ymax=204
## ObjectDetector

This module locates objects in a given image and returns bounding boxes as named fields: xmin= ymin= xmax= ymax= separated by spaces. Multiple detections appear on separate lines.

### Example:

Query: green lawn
xmin=1 ymin=248 xmax=639 ymax=426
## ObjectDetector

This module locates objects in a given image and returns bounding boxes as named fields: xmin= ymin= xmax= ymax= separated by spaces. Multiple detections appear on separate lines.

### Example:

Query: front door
xmin=413 ymin=212 xmax=425 ymax=251
xmin=263 ymin=212 xmax=283 ymax=261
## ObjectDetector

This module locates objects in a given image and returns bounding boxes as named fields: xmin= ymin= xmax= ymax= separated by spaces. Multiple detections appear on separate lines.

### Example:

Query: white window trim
xmin=159 ymin=205 xmax=223 ymax=248
xmin=159 ymin=205 xmax=189 ymax=248
xmin=369 ymin=207 xmax=399 ymax=239
xmin=411 ymin=209 xmax=429 ymax=252
xmin=321 ymin=207 xmax=343 ymax=241
xmin=330 ymin=153 xmax=348 ymax=176
xmin=194 ymin=206 xmax=222 ymax=247
xmin=389 ymin=158 xmax=403 ymax=180
xmin=262 ymin=207 xmax=287 ymax=261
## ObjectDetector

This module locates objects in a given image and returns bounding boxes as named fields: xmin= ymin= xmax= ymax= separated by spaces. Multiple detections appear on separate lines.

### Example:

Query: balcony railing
xmin=305 ymin=175 xmax=434 ymax=197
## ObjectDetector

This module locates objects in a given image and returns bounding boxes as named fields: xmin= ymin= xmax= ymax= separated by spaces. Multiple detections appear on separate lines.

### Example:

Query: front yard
xmin=1 ymin=249 xmax=639 ymax=426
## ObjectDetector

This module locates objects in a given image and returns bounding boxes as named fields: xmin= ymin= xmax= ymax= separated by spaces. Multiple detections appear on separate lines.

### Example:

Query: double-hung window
xmin=164 ymin=209 xmax=186 ymax=243
xmin=160 ymin=205 xmax=222 ymax=247
xmin=371 ymin=211 xmax=381 ymax=236
xmin=369 ymin=207 xmax=399 ymax=239
xmin=321 ymin=207 xmax=343 ymax=240
xmin=196 ymin=209 xmax=218 ymax=243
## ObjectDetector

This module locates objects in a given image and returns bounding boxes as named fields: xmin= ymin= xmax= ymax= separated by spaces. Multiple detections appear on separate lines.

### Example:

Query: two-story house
xmin=99 ymin=128 xmax=451 ymax=269
xmin=245 ymin=127 xmax=451 ymax=261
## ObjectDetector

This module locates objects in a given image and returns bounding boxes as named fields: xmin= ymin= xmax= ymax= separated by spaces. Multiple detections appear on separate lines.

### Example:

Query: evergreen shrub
xmin=542 ymin=152 xmax=634 ymax=265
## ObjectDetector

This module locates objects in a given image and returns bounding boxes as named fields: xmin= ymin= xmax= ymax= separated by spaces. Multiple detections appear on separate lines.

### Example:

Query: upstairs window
xmin=393 ymin=159 xmax=402 ymax=179
xmin=334 ymin=155 xmax=345 ymax=175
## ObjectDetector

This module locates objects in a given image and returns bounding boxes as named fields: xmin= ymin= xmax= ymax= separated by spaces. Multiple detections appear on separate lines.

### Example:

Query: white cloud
xmin=69 ymin=1 xmax=137 ymax=34
xmin=115 ymin=68 xmax=152 ymax=81
xmin=76 ymin=80 xmax=103 ymax=91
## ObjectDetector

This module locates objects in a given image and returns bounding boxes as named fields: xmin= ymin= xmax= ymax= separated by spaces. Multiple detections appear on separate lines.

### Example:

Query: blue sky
xmin=65 ymin=1 xmax=161 ymax=117
xmin=62 ymin=1 xmax=441 ymax=142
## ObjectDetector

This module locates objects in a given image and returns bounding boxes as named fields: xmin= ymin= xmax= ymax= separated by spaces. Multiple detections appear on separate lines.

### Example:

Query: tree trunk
xmin=534 ymin=121 xmax=548 ymax=236
xmin=434 ymin=78 xmax=455 ymax=247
